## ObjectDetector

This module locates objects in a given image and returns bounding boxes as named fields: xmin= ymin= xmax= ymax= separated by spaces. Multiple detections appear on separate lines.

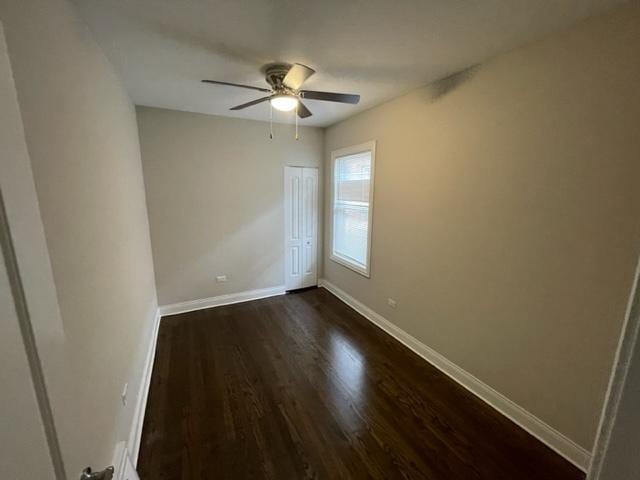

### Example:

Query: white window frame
xmin=330 ymin=140 xmax=376 ymax=278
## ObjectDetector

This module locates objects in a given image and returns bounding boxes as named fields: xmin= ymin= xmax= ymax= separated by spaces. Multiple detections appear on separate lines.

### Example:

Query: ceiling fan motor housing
xmin=264 ymin=63 xmax=294 ymax=92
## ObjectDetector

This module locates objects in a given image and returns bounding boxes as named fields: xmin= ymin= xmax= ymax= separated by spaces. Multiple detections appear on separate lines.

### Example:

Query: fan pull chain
xmin=269 ymin=102 xmax=274 ymax=140
xmin=295 ymin=104 xmax=299 ymax=141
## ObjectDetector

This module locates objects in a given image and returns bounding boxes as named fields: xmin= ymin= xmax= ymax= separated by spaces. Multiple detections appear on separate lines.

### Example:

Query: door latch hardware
xmin=80 ymin=466 xmax=114 ymax=480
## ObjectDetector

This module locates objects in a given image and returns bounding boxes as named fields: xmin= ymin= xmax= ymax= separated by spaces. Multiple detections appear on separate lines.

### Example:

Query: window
xmin=330 ymin=141 xmax=375 ymax=277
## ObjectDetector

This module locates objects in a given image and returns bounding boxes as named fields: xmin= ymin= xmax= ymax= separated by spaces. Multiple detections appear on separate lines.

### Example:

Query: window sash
xmin=333 ymin=202 xmax=369 ymax=268
xmin=330 ymin=142 xmax=375 ymax=277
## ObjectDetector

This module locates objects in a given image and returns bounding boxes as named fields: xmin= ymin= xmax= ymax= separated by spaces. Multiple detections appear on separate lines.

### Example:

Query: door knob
xmin=80 ymin=466 xmax=114 ymax=480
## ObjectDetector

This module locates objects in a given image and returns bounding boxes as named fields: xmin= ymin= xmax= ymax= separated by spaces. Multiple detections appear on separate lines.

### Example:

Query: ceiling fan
xmin=202 ymin=63 xmax=360 ymax=119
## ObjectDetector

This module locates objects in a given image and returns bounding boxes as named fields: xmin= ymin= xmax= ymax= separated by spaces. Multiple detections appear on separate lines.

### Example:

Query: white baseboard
xmin=318 ymin=278 xmax=591 ymax=472
xmin=158 ymin=285 xmax=286 ymax=317
xmin=127 ymin=309 xmax=161 ymax=467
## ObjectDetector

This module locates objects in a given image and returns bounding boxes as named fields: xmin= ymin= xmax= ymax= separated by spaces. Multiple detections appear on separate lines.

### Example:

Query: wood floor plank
xmin=138 ymin=288 xmax=585 ymax=480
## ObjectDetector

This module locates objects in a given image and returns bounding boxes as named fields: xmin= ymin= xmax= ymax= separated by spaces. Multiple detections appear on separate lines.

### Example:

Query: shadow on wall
xmin=422 ymin=65 xmax=480 ymax=102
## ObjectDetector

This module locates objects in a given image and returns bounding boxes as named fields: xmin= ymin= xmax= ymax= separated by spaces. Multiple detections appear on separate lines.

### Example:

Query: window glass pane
xmin=336 ymin=152 xmax=371 ymax=204
xmin=332 ymin=149 xmax=372 ymax=272
xmin=334 ymin=203 xmax=368 ymax=266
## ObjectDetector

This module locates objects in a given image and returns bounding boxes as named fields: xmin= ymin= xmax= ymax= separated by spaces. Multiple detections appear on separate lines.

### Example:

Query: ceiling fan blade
xmin=230 ymin=96 xmax=271 ymax=110
xmin=300 ymin=90 xmax=360 ymax=104
xmin=282 ymin=63 xmax=315 ymax=90
xmin=297 ymin=101 xmax=312 ymax=119
xmin=202 ymin=79 xmax=271 ymax=92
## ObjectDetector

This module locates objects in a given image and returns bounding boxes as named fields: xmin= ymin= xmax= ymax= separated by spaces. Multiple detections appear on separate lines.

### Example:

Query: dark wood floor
xmin=138 ymin=287 xmax=585 ymax=480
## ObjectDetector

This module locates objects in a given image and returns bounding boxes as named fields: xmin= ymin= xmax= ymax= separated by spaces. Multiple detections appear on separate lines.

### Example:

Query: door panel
xmin=285 ymin=167 xmax=303 ymax=289
xmin=291 ymin=174 xmax=300 ymax=242
xmin=285 ymin=167 xmax=318 ymax=290
xmin=302 ymin=168 xmax=318 ymax=284
xmin=291 ymin=246 xmax=300 ymax=276
xmin=0 ymin=243 xmax=54 ymax=480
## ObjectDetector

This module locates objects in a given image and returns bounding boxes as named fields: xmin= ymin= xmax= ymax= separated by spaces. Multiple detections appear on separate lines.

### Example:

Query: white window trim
xmin=330 ymin=140 xmax=376 ymax=278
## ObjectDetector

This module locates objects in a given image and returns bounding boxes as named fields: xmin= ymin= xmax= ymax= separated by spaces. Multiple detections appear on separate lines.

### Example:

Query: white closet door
xmin=301 ymin=167 xmax=318 ymax=288
xmin=285 ymin=167 xmax=318 ymax=291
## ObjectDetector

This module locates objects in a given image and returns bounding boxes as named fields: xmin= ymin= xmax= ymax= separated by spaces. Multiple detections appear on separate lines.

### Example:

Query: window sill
xmin=330 ymin=253 xmax=370 ymax=278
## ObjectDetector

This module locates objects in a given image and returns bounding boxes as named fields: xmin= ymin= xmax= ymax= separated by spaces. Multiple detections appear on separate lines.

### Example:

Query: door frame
xmin=0 ymin=190 xmax=65 ymax=478
xmin=0 ymin=21 xmax=65 ymax=478
xmin=588 ymin=253 xmax=640 ymax=479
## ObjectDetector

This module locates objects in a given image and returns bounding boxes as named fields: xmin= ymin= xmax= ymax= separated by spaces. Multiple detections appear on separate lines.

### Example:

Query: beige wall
xmin=137 ymin=107 xmax=324 ymax=306
xmin=0 ymin=0 xmax=157 ymax=476
xmin=324 ymin=3 xmax=640 ymax=451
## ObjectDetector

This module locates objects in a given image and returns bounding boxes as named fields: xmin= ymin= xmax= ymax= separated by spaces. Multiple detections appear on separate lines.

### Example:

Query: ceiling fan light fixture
xmin=270 ymin=94 xmax=299 ymax=112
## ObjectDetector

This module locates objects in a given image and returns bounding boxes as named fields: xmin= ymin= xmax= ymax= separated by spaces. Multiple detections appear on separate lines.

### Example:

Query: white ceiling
xmin=72 ymin=0 xmax=625 ymax=127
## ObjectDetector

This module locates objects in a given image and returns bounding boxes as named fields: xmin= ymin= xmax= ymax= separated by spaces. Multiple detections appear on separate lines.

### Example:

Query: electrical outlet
xmin=121 ymin=383 xmax=128 ymax=406
xmin=387 ymin=298 xmax=397 ymax=308
xmin=216 ymin=275 xmax=228 ymax=283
